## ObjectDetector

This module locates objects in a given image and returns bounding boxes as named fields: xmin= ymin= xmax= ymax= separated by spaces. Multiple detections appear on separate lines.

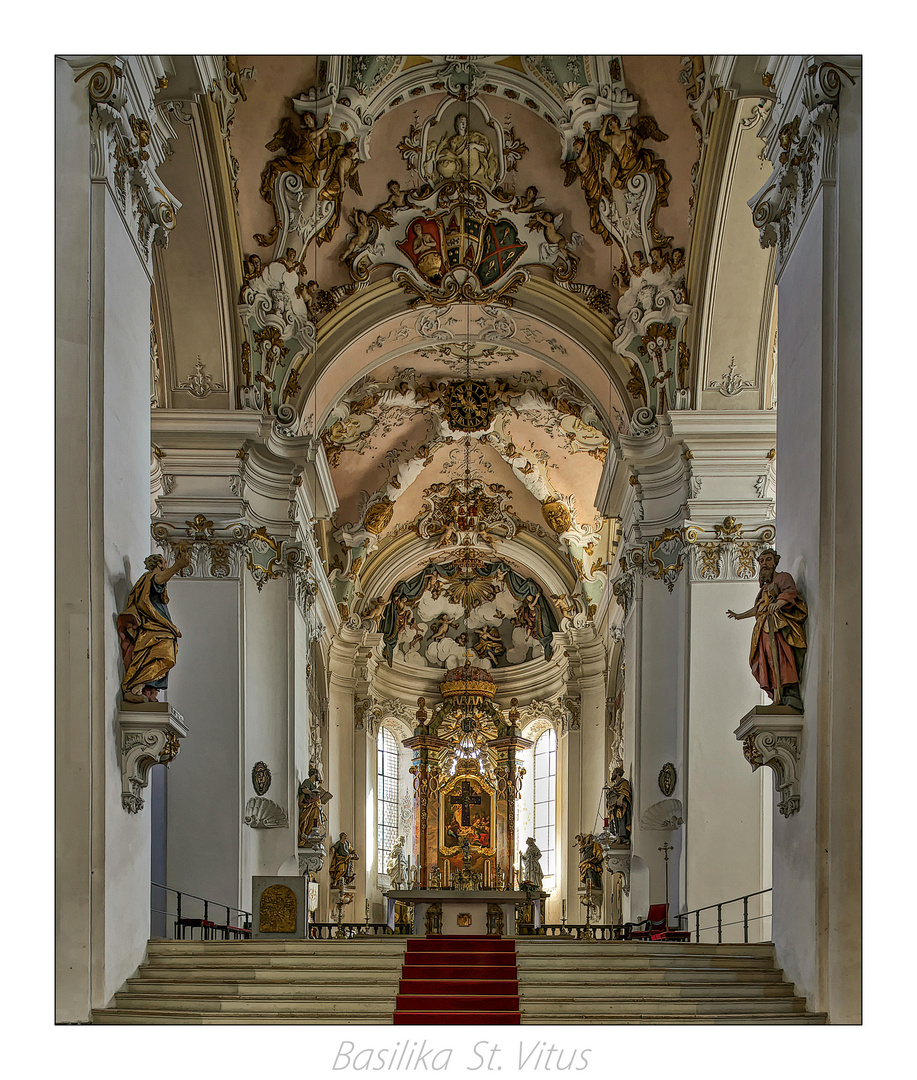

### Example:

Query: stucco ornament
xmin=244 ymin=797 xmax=289 ymax=829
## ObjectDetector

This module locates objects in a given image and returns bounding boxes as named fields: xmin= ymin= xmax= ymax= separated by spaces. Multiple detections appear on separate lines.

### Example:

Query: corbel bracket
xmin=734 ymin=705 xmax=803 ymax=817
xmin=596 ymin=833 xmax=631 ymax=894
xmin=119 ymin=701 xmax=188 ymax=813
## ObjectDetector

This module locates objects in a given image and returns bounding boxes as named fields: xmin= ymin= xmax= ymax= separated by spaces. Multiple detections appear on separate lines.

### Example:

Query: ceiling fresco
xmin=153 ymin=54 xmax=727 ymax=666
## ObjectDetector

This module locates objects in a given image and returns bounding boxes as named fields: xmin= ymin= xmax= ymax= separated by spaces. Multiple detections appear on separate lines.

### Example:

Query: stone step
xmin=146 ymin=940 xmax=407 ymax=957
xmin=92 ymin=1009 xmax=394 ymax=1025
xmin=514 ymin=941 xmax=776 ymax=955
xmin=518 ymin=996 xmax=808 ymax=1016
xmin=515 ymin=968 xmax=785 ymax=984
xmin=137 ymin=965 xmax=406 ymax=982
xmin=124 ymin=979 xmax=399 ymax=999
xmin=519 ymin=982 xmax=798 ymax=1001
xmin=144 ymin=954 xmax=406 ymax=971
xmin=519 ymin=1013 xmax=827 ymax=1025
xmin=516 ymin=955 xmax=780 ymax=971
xmin=109 ymin=993 xmax=397 ymax=1016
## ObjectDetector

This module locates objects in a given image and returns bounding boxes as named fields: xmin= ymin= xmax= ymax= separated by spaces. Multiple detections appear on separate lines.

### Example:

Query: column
xmin=403 ymin=734 xmax=450 ymax=887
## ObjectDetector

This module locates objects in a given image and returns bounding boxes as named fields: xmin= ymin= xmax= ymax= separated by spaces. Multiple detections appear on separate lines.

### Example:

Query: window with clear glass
xmin=376 ymin=727 xmax=399 ymax=871
xmin=533 ymin=728 xmax=557 ymax=876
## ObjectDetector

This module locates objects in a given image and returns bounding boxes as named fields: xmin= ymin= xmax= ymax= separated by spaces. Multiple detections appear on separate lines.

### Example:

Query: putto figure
xmin=727 ymin=549 xmax=808 ymax=710
xmin=117 ymin=551 xmax=191 ymax=703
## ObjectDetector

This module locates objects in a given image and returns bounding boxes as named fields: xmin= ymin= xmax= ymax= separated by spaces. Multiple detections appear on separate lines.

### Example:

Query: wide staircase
xmin=91 ymin=936 xmax=826 ymax=1025
xmin=515 ymin=940 xmax=826 ymax=1024
xmin=91 ymin=938 xmax=407 ymax=1025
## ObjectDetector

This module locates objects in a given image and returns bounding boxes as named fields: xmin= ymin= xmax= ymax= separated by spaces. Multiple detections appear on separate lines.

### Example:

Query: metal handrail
xmin=151 ymin=882 xmax=252 ymax=939
xmin=676 ymin=888 xmax=772 ymax=943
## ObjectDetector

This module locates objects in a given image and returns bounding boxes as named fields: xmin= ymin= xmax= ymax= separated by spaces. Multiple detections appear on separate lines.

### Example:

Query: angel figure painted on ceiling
xmin=514 ymin=593 xmax=545 ymax=642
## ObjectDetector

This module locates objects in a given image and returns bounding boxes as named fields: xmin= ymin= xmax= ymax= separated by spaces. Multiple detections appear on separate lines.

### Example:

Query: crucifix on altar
xmin=450 ymin=781 xmax=482 ymax=827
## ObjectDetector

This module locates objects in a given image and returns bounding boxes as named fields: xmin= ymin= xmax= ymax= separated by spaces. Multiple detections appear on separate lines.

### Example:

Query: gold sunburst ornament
xmin=446 ymin=576 xmax=496 ymax=611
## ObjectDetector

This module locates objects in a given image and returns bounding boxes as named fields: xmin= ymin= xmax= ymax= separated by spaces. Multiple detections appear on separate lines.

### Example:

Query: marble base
xmin=384 ymin=889 xmax=546 ymax=936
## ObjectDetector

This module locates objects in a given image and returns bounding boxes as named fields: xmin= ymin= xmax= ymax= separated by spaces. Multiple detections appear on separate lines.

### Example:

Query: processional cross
xmin=450 ymin=781 xmax=482 ymax=826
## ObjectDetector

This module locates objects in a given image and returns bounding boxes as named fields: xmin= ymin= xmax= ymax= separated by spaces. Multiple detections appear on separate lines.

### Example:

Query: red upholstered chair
xmin=629 ymin=904 xmax=691 ymax=942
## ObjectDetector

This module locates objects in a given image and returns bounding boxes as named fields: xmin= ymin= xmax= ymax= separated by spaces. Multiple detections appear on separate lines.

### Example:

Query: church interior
xmin=55 ymin=51 xmax=862 ymax=1032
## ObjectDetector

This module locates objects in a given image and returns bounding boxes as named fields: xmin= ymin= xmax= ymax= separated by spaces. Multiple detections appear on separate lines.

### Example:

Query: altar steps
xmin=394 ymin=937 xmax=520 ymax=1025
xmin=90 ymin=937 xmax=826 ymax=1025
xmin=515 ymin=941 xmax=827 ymax=1024
xmin=91 ymin=938 xmax=408 ymax=1025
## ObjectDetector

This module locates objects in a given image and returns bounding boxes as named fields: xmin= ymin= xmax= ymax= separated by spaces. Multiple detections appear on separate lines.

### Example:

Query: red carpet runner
xmin=393 ymin=936 xmax=520 ymax=1025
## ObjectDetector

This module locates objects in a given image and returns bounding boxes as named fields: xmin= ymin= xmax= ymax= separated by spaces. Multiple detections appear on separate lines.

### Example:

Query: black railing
xmin=676 ymin=888 xmax=772 ymax=943
xmin=151 ymin=882 xmax=252 ymax=940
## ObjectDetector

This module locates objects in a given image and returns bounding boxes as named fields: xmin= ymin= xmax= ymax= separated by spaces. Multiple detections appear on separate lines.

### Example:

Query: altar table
xmin=384 ymin=889 xmax=546 ymax=937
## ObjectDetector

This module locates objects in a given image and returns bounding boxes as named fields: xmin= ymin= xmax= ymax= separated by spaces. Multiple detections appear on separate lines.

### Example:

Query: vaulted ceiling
xmin=151 ymin=54 xmax=775 ymax=672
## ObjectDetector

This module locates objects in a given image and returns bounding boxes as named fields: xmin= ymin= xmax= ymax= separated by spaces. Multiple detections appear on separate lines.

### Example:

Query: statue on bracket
xmin=297 ymin=765 xmax=333 ymax=847
xmin=117 ymin=551 xmax=191 ymax=703
xmin=574 ymin=833 xmax=605 ymax=890
xmin=521 ymin=837 xmax=544 ymax=890
xmin=604 ymin=766 xmax=632 ymax=846
xmin=726 ymin=549 xmax=808 ymax=711
xmin=329 ymin=831 xmax=360 ymax=889
xmin=386 ymin=836 xmax=409 ymax=889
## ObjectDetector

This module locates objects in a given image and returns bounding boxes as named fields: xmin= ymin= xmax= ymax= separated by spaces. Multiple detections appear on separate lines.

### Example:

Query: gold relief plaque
xmin=363 ymin=498 xmax=394 ymax=536
xmin=541 ymin=499 xmax=572 ymax=534
xmin=259 ymin=884 xmax=297 ymax=933
xmin=457 ymin=913 xmax=472 ymax=927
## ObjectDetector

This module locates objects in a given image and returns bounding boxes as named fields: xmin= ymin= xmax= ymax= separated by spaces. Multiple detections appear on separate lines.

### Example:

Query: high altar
xmin=386 ymin=664 xmax=540 ymax=932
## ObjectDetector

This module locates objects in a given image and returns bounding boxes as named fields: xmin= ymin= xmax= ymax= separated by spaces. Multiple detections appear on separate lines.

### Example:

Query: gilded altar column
xmin=403 ymin=729 xmax=449 ymax=887
xmin=489 ymin=734 xmax=532 ymax=887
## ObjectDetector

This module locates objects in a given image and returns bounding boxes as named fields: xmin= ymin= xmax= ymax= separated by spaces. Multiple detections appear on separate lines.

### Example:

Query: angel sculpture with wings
xmin=316 ymin=140 xmax=363 ymax=246
xmin=255 ymin=111 xmax=361 ymax=251
xmin=256 ymin=111 xmax=335 ymax=247
xmin=563 ymin=112 xmax=672 ymax=251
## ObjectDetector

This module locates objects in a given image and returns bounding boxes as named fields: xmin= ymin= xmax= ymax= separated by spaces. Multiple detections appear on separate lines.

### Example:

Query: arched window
xmin=533 ymin=728 xmax=557 ymax=876
xmin=376 ymin=727 xmax=399 ymax=871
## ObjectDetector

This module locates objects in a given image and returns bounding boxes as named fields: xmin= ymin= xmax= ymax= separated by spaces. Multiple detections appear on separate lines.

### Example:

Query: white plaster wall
xmin=165 ymin=580 xmax=241 ymax=911
xmin=56 ymin=57 xmax=94 ymax=1024
xmin=686 ymin=581 xmax=771 ymax=941
xmin=240 ymin=577 xmax=295 ymax=900
xmin=767 ymin=70 xmax=861 ymax=1022
xmin=768 ymin=205 xmax=823 ymax=1005
xmin=99 ymin=186 xmax=160 ymax=1007
xmin=632 ymin=578 xmax=686 ymax=912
